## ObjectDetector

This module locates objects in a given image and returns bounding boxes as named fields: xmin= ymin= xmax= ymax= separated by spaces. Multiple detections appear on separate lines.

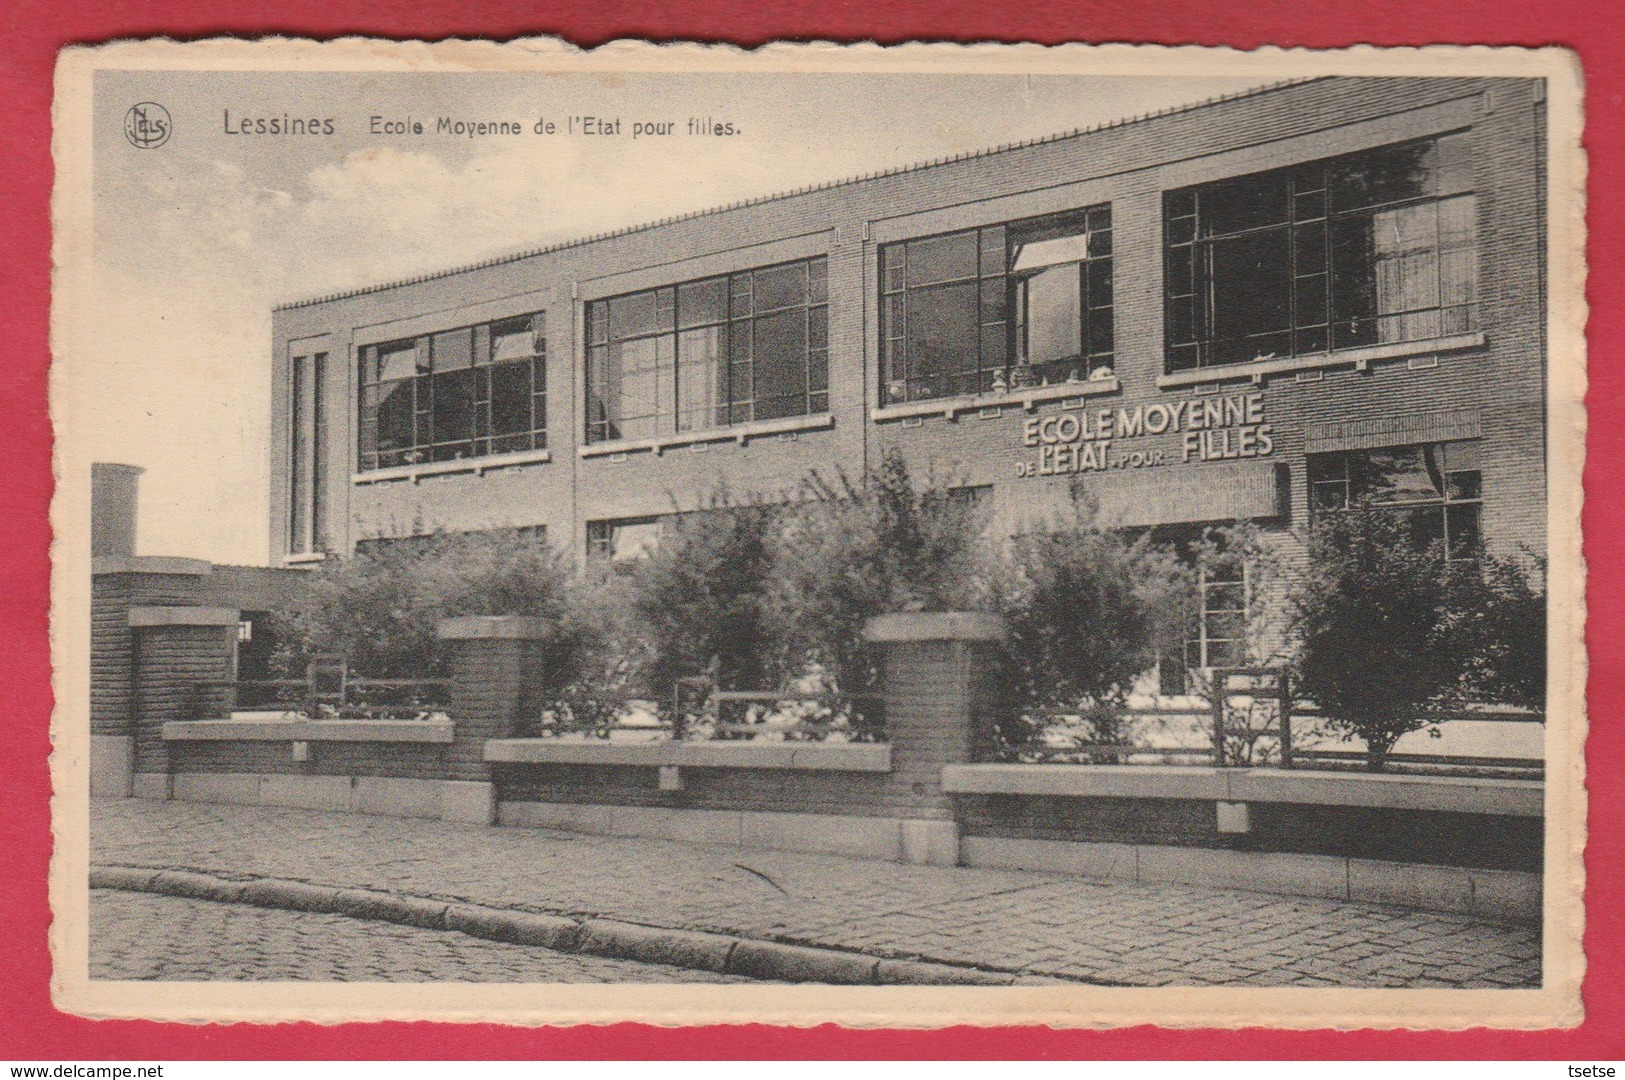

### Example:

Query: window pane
xmin=1443 ymin=439 xmax=1481 ymax=472
xmin=906 ymin=232 xmax=979 ymax=287
xmin=614 ymin=338 xmax=660 ymax=440
xmin=1435 ymin=132 xmax=1474 ymax=196
xmin=979 ymin=226 xmax=1007 ymax=276
xmin=676 ymin=326 xmax=722 ymax=432
xmin=1307 ymin=452 xmax=1345 ymax=486
xmin=1447 ymin=504 xmax=1482 ymax=556
xmin=677 ymin=277 xmax=729 ymax=328
xmin=753 ymin=308 xmax=808 ymax=419
xmin=1330 ymin=215 xmax=1378 ymax=349
xmin=1199 ymin=170 xmax=1291 ymax=236
xmin=808 ymin=257 xmax=828 ymax=304
xmin=1208 ymin=229 xmax=1293 ymax=363
xmin=609 ymin=291 xmax=659 ymax=340
xmin=1019 ymin=265 xmax=1082 ymax=368
xmin=489 ymin=361 xmax=533 ymax=438
xmin=432 ymin=329 xmax=473 ymax=372
xmin=753 ymin=263 xmax=808 ymax=312
xmin=1407 ymin=506 xmax=1447 ymax=550
xmin=489 ymin=316 xmax=537 ymax=362
xmin=378 ymin=341 xmax=420 ymax=382
xmin=375 ymin=379 xmax=414 ymax=452
xmin=1358 ymin=446 xmax=1444 ymax=504
xmin=431 ymin=368 xmax=477 ymax=453
xmin=903 ymin=281 xmax=979 ymax=400
xmin=1329 ymin=140 xmax=1433 ymax=211
xmin=1010 ymin=233 xmax=1091 ymax=273
xmin=610 ymin=520 xmax=662 ymax=562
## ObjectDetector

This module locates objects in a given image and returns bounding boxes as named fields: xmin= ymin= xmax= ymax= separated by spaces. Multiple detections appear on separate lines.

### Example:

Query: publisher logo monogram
xmin=124 ymin=102 xmax=172 ymax=148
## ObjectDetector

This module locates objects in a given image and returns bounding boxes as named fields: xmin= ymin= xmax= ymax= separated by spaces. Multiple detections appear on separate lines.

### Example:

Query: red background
xmin=2 ymin=0 xmax=1620 ymax=1060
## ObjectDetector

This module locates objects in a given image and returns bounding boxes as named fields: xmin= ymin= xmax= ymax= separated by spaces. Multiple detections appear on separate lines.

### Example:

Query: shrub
xmin=629 ymin=491 xmax=781 ymax=711
xmin=1463 ymin=552 xmax=1547 ymax=712
xmin=1288 ymin=508 xmax=1484 ymax=770
xmin=281 ymin=530 xmax=591 ymax=702
xmin=769 ymin=449 xmax=994 ymax=699
xmin=992 ymin=493 xmax=1193 ymax=758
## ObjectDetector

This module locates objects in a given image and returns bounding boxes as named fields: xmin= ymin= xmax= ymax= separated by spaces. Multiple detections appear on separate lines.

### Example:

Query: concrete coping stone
xmin=484 ymin=738 xmax=892 ymax=772
xmin=863 ymin=611 xmax=1007 ymax=644
xmin=437 ymin=615 xmax=553 ymax=640
xmin=127 ymin=605 xmax=241 ymax=628
xmin=94 ymin=555 xmax=212 ymax=577
xmin=941 ymin=763 xmax=1543 ymax=817
xmin=162 ymin=719 xmax=455 ymax=744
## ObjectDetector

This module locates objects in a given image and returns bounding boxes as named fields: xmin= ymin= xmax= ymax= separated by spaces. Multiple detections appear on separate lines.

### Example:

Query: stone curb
xmin=90 ymin=866 xmax=1023 ymax=986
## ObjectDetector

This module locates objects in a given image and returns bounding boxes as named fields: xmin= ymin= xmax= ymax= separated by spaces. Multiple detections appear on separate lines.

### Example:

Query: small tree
xmin=629 ymin=490 xmax=781 ymax=713
xmin=770 ymin=450 xmax=994 ymax=704
xmin=282 ymin=529 xmax=591 ymax=698
xmin=994 ymin=494 xmax=1193 ymax=759
xmin=1288 ymin=508 xmax=1481 ymax=770
xmin=1463 ymin=552 xmax=1547 ymax=712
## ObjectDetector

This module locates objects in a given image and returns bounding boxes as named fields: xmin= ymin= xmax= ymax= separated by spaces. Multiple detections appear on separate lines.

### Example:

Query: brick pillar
xmin=436 ymin=615 xmax=554 ymax=824
xmin=127 ymin=605 xmax=240 ymax=800
xmin=863 ymin=612 xmax=1007 ymax=867
xmin=90 ymin=558 xmax=212 ymax=797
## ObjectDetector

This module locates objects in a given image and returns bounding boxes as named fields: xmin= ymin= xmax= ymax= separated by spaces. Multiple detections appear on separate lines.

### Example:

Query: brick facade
xmin=952 ymin=794 xmax=1541 ymax=873
xmin=269 ymin=77 xmax=1546 ymax=577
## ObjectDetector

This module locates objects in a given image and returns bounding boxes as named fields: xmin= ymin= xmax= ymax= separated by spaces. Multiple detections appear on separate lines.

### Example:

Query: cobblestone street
xmin=91 ymin=799 xmax=1542 ymax=987
xmin=91 ymin=890 xmax=758 ymax=982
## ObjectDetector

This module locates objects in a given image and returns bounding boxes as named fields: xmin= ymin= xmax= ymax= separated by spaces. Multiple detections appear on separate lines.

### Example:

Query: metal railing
xmin=999 ymin=666 xmax=1543 ymax=779
xmin=523 ymin=678 xmax=886 ymax=743
xmin=192 ymin=655 xmax=449 ymax=721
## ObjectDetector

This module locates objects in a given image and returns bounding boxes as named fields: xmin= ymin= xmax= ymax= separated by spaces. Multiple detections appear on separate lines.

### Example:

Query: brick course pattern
xmin=91 ymin=572 xmax=205 ymax=738
xmin=269 ymin=77 xmax=1546 ymax=569
xmin=954 ymin=795 xmax=1542 ymax=873
xmin=131 ymin=624 xmax=237 ymax=776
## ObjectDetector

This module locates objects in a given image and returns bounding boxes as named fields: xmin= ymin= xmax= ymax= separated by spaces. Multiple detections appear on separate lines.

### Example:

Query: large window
xmin=1164 ymin=134 xmax=1476 ymax=373
xmin=357 ymin=313 xmax=547 ymax=471
xmin=1308 ymin=440 xmax=1483 ymax=558
xmin=289 ymin=351 xmax=327 ymax=553
xmin=881 ymin=207 xmax=1113 ymax=405
xmin=585 ymin=258 xmax=829 ymax=444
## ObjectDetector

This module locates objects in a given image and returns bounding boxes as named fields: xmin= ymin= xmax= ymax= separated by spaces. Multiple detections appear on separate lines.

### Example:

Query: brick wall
xmin=131 ymin=623 xmax=236 ymax=775
xmin=168 ymin=740 xmax=450 ymax=780
xmin=494 ymin=763 xmax=896 ymax=818
xmin=91 ymin=571 xmax=205 ymax=738
xmin=953 ymin=793 xmax=1542 ymax=874
xmin=269 ymin=77 xmax=1546 ymax=567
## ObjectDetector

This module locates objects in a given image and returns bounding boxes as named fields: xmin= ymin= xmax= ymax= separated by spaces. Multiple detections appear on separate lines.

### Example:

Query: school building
xmin=269 ymin=75 xmax=1547 ymax=674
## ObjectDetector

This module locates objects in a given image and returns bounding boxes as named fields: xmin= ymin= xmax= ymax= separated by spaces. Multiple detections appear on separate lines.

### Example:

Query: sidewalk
xmin=90 ymin=798 xmax=1541 ymax=988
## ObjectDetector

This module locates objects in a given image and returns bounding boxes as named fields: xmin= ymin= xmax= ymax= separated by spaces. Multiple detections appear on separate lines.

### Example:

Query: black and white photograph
xmin=49 ymin=40 xmax=1586 ymax=1028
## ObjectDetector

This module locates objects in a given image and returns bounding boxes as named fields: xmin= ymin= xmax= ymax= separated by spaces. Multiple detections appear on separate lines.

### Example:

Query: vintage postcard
xmin=49 ymin=38 xmax=1587 ymax=1028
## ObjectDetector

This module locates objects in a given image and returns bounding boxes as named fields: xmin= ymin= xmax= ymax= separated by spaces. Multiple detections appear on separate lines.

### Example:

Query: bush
xmin=993 ymin=494 xmax=1193 ymax=758
xmin=1288 ymin=509 xmax=1485 ymax=770
xmin=1464 ymin=552 xmax=1547 ymax=712
xmin=770 ymin=449 xmax=994 ymax=698
xmin=282 ymin=530 xmax=592 ymax=702
xmin=629 ymin=491 xmax=781 ymax=710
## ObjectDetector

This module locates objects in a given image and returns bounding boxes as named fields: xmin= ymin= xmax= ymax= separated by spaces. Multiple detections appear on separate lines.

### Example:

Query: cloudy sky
xmin=72 ymin=65 xmax=1266 ymax=565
